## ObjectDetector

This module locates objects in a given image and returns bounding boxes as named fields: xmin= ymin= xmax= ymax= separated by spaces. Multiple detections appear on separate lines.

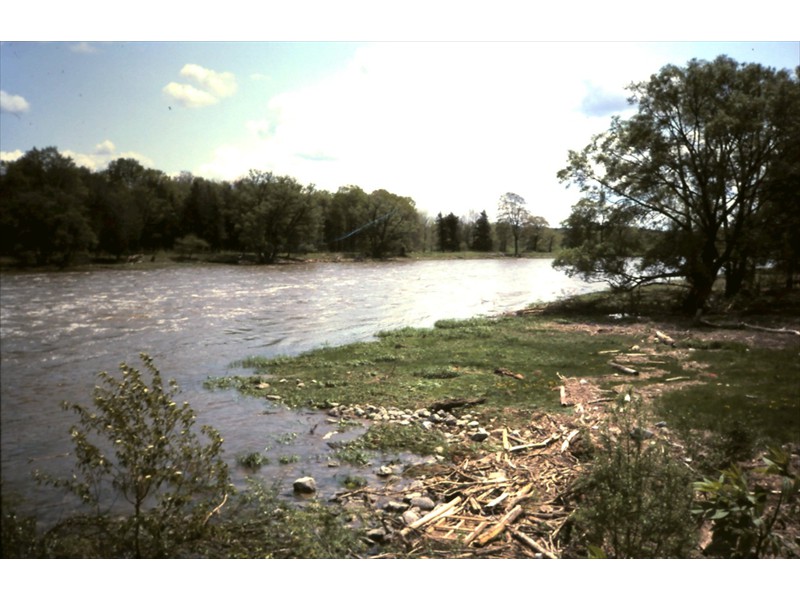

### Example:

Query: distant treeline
xmin=0 ymin=147 xmax=559 ymax=267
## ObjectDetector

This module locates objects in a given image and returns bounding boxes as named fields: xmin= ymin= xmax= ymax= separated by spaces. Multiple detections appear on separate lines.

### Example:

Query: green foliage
xmin=204 ymin=481 xmax=368 ymax=558
xmin=236 ymin=451 xmax=267 ymax=470
xmin=173 ymin=233 xmax=210 ymax=259
xmin=1 ymin=496 xmax=41 ymax=558
xmin=341 ymin=423 xmax=450 ymax=459
xmin=693 ymin=446 xmax=800 ymax=558
xmin=565 ymin=390 xmax=697 ymax=558
xmin=557 ymin=56 xmax=799 ymax=311
xmin=471 ymin=210 xmax=493 ymax=252
xmin=656 ymin=344 xmax=800 ymax=447
xmin=35 ymin=353 xmax=231 ymax=557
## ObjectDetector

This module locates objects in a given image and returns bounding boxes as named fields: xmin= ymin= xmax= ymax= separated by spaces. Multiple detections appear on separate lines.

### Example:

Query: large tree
xmin=556 ymin=56 xmax=798 ymax=312
xmin=233 ymin=170 xmax=320 ymax=263
xmin=497 ymin=192 xmax=529 ymax=257
xmin=471 ymin=210 xmax=493 ymax=252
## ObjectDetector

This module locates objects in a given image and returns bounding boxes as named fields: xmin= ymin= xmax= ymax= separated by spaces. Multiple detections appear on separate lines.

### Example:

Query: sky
xmin=1 ymin=7 xmax=799 ymax=226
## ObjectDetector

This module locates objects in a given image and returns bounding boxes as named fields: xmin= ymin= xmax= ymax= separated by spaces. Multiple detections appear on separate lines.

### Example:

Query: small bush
xmin=237 ymin=452 xmax=267 ymax=470
xmin=564 ymin=390 xmax=697 ymax=558
xmin=693 ymin=446 xmax=800 ymax=558
xmin=35 ymin=353 xmax=232 ymax=558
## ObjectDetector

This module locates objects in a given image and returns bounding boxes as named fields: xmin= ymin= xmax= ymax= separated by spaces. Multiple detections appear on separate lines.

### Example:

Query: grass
xmin=209 ymin=314 xmax=637 ymax=435
xmin=655 ymin=344 xmax=800 ymax=447
xmin=209 ymin=284 xmax=799 ymax=457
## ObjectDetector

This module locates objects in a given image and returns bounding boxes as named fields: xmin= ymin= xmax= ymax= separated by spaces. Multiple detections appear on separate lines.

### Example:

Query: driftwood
xmin=401 ymin=496 xmax=463 ymax=536
xmin=495 ymin=367 xmax=525 ymax=380
xmin=510 ymin=527 xmax=559 ymax=559
xmin=475 ymin=504 xmax=523 ymax=546
xmin=609 ymin=361 xmax=639 ymax=376
xmin=697 ymin=318 xmax=800 ymax=336
xmin=655 ymin=330 xmax=676 ymax=346
xmin=344 ymin=387 xmax=635 ymax=558
xmin=428 ymin=397 xmax=486 ymax=412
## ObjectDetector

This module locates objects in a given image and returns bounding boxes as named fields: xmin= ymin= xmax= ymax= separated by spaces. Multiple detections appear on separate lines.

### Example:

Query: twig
xmin=609 ymin=361 xmax=639 ymax=376
xmin=510 ymin=527 xmax=559 ymax=559
xmin=203 ymin=492 xmax=228 ymax=526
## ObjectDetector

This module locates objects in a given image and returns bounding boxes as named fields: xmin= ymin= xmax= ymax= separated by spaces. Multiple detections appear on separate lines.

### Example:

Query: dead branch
xmin=609 ymin=361 xmax=639 ymax=376
xmin=475 ymin=504 xmax=524 ymax=546
xmin=495 ymin=367 xmax=525 ymax=380
xmin=203 ymin=492 xmax=228 ymax=526
xmin=510 ymin=527 xmax=559 ymax=559
xmin=401 ymin=496 xmax=462 ymax=535
xmin=655 ymin=330 xmax=676 ymax=346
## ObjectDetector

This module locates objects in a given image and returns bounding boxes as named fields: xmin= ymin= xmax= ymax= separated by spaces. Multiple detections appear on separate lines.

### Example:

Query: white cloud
xmin=163 ymin=82 xmax=219 ymax=108
xmin=1 ymin=90 xmax=30 ymax=114
xmin=95 ymin=139 xmax=116 ymax=155
xmin=163 ymin=64 xmax=237 ymax=108
xmin=180 ymin=64 xmax=237 ymax=97
xmin=0 ymin=142 xmax=152 ymax=172
xmin=63 ymin=142 xmax=154 ymax=171
xmin=0 ymin=149 xmax=24 ymax=163
xmin=196 ymin=42 xmax=724 ymax=224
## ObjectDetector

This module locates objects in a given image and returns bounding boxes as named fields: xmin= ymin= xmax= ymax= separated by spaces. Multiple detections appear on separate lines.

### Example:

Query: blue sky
xmin=2 ymin=7 xmax=799 ymax=225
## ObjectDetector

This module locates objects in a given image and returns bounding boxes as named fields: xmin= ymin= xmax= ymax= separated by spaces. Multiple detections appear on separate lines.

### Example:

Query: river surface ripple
xmin=1 ymin=259 xmax=604 ymax=522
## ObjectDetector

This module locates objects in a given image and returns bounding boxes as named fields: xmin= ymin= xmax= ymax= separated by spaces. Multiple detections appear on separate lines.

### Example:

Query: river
xmin=0 ymin=258 xmax=604 ymax=523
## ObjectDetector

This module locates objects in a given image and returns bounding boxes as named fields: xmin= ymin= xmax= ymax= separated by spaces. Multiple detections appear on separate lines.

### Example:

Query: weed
xmin=693 ymin=446 xmax=800 ymax=558
xmin=341 ymin=475 xmax=368 ymax=490
xmin=237 ymin=452 xmax=267 ymax=470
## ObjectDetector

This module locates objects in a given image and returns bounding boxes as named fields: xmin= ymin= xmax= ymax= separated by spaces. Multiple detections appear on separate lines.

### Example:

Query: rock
xmin=293 ymin=476 xmax=316 ymax=494
xmin=630 ymin=427 xmax=655 ymax=441
xmin=471 ymin=429 xmax=490 ymax=442
xmin=467 ymin=420 xmax=480 ymax=429
xmin=385 ymin=501 xmax=408 ymax=512
xmin=402 ymin=509 xmax=421 ymax=525
xmin=655 ymin=421 xmax=668 ymax=428
xmin=265 ymin=394 xmax=282 ymax=401
xmin=366 ymin=528 xmax=388 ymax=543
xmin=409 ymin=496 xmax=436 ymax=511
xmin=377 ymin=465 xmax=394 ymax=477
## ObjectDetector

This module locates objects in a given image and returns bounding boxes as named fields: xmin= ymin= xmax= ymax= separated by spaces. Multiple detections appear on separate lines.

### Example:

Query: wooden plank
xmin=475 ymin=504 xmax=524 ymax=546
xmin=402 ymin=496 xmax=462 ymax=533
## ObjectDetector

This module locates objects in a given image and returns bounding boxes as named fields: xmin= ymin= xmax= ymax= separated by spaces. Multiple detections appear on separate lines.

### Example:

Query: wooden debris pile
xmin=385 ymin=409 xmax=609 ymax=559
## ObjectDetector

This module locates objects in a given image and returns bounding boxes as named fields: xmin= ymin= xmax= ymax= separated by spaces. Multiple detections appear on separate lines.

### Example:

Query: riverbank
xmin=0 ymin=249 xmax=556 ymax=273
xmin=208 ymin=285 xmax=799 ymax=558
xmin=4 ymin=285 xmax=798 ymax=558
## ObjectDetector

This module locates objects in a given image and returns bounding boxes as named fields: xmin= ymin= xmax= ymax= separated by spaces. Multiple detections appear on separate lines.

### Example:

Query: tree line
xmin=0 ymin=148 xmax=555 ymax=267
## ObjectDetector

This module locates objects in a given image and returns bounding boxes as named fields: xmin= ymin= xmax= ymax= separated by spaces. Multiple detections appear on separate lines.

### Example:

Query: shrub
xmin=564 ymin=389 xmax=697 ymax=558
xmin=36 ymin=353 xmax=231 ymax=557
xmin=693 ymin=446 xmax=800 ymax=558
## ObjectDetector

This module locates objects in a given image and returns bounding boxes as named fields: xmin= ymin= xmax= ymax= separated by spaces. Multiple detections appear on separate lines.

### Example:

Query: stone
xmin=385 ymin=501 xmax=408 ymax=512
xmin=402 ymin=509 xmax=421 ymax=525
xmin=293 ymin=476 xmax=316 ymax=494
xmin=470 ymin=429 xmax=490 ymax=442
xmin=377 ymin=465 xmax=394 ymax=477
xmin=366 ymin=528 xmax=388 ymax=543
xmin=409 ymin=496 xmax=436 ymax=511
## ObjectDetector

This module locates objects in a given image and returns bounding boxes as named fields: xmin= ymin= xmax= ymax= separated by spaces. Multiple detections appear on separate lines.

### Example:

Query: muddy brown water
xmin=1 ymin=259 xmax=604 ymax=524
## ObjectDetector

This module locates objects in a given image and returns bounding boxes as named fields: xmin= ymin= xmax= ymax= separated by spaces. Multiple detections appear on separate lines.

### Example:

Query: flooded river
xmin=1 ymin=259 xmax=603 ymax=523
